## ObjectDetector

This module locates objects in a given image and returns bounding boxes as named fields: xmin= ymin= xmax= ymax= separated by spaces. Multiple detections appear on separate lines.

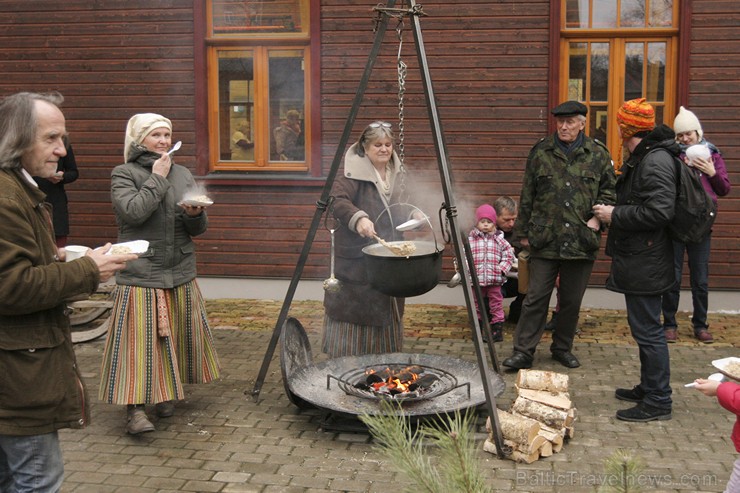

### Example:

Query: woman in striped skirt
xmin=99 ymin=113 xmax=220 ymax=434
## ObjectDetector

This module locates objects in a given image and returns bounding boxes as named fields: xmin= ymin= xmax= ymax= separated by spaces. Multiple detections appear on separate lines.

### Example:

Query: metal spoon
xmin=167 ymin=141 xmax=182 ymax=156
xmin=447 ymin=257 xmax=461 ymax=288
xmin=323 ymin=227 xmax=341 ymax=292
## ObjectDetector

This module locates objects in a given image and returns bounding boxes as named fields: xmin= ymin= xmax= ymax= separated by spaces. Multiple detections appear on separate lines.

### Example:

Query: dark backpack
xmin=668 ymin=156 xmax=717 ymax=244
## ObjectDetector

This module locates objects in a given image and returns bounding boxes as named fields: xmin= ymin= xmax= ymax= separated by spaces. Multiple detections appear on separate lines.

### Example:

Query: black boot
xmin=491 ymin=322 xmax=504 ymax=342
xmin=507 ymin=295 xmax=523 ymax=324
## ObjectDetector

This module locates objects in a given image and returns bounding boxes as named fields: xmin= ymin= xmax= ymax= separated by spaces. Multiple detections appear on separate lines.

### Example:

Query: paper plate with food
xmin=179 ymin=193 xmax=213 ymax=207
xmin=106 ymin=240 xmax=149 ymax=255
xmin=712 ymin=357 xmax=740 ymax=381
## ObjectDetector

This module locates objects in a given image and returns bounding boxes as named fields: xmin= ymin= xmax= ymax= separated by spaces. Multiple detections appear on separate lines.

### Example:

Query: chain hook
xmin=396 ymin=13 xmax=408 ymax=201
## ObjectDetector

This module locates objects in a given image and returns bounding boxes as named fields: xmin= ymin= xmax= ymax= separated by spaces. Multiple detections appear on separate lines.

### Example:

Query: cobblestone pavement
xmin=61 ymin=301 xmax=740 ymax=492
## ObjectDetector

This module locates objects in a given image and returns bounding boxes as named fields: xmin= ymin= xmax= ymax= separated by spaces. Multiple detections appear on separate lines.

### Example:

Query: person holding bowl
xmin=98 ymin=113 xmax=221 ymax=435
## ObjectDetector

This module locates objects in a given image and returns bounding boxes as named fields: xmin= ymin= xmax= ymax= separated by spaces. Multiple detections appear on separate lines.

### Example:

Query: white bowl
xmin=65 ymin=245 xmax=89 ymax=262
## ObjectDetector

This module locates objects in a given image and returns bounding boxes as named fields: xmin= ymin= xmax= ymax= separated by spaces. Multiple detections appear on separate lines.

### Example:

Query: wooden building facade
xmin=1 ymin=0 xmax=737 ymax=289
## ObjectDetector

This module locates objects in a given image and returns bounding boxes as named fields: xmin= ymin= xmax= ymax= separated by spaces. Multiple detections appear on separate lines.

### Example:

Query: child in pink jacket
xmin=468 ymin=204 xmax=515 ymax=342
xmin=693 ymin=378 xmax=740 ymax=492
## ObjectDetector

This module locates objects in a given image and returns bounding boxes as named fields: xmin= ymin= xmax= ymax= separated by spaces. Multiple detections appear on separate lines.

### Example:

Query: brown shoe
xmin=695 ymin=329 xmax=714 ymax=344
xmin=126 ymin=405 xmax=155 ymax=435
xmin=664 ymin=328 xmax=677 ymax=343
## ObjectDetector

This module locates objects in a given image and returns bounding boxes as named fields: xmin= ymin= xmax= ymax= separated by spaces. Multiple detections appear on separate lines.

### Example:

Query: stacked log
xmin=484 ymin=369 xmax=577 ymax=463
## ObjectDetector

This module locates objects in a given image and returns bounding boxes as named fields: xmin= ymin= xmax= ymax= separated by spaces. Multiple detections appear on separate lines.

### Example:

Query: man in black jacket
xmin=593 ymin=98 xmax=678 ymax=422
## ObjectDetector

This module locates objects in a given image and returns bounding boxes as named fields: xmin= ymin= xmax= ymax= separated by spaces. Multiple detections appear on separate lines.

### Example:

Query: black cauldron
xmin=362 ymin=240 xmax=443 ymax=297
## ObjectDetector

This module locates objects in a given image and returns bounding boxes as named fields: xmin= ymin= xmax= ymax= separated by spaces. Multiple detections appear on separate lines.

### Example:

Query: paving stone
xmin=59 ymin=301 xmax=740 ymax=492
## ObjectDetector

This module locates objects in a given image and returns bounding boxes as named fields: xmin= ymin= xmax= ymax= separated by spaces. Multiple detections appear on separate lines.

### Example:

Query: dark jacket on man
xmin=605 ymin=125 xmax=679 ymax=295
xmin=33 ymin=142 xmax=79 ymax=236
xmin=515 ymin=133 xmax=616 ymax=260
xmin=0 ymin=168 xmax=99 ymax=435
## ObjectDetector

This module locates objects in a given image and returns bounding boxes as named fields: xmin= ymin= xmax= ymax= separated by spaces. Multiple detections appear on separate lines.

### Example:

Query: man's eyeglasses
xmin=369 ymin=121 xmax=392 ymax=129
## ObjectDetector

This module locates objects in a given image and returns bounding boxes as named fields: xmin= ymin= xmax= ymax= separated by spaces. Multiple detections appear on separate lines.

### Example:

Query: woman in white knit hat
xmin=99 ymin=114 xmax=221 ymax=434
xmin=662 ymin=106 xmax=731 ymax=344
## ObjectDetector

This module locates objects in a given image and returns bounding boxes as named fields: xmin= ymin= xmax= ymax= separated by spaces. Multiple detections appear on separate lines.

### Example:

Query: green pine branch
xmin=360 ymin=401 xmax=492 ymax=493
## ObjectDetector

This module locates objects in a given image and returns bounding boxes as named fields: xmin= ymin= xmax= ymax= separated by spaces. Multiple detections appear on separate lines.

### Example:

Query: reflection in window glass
xmin=650 ymin=0 xmax=673 ymax=27
xmin=621 ymin=0 xmax=645 ymax=27
xmin=590 ymin=43 xmax=609 ymax=101
xmin=218 ymin=51 xmax=255 ymax=162
xmin=565 ymin=0 xmax=589 ymax=28
xmin=592 ymin=0 xmax=617 ymax=28
xmin=269 ymin=50 xmax=305 ymax=162
xmin=564 ymin=0 xmax=672 ymax=29
xmin=590 ymin=105 xmax=608 ymax=142
xmin=624 ymin=43 xmax=644 ymax=101
xmin=211 ymin=0 xmax=306 ymax=36
xmin=646 ymin=43 xmax=666 ymax=101
xmin=654 ymin=106 xmax=665 ymax=126
xmin=568 ymin=43 xmax=587 ymax=100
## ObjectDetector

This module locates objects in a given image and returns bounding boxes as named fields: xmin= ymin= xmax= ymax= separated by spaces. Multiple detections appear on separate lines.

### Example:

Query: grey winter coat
xmin=111 ymin=146 xmax=208 ymax=288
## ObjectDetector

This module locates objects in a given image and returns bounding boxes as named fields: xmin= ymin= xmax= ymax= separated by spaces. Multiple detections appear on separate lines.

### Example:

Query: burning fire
xmin=363 ymin=366 xmax=423 ymax=396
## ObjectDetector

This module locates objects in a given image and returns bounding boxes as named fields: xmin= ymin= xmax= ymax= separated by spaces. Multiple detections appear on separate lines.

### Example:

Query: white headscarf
xmin=124 ymin=113 xmax=172 ymax=161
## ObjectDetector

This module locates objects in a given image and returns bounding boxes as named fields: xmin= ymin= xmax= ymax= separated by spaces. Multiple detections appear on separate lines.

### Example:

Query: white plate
xmin=396 ymin=216 xmax=428 ymax=231
xmin=105 ymin=240 xmax=149 ymax=255
xmin=712 ymin=357 xmax=740 ymax=381
xmin=179 ymin=198 xmax=214 ymax=207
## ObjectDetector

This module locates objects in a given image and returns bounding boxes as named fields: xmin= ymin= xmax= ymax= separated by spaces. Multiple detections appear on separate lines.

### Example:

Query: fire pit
xmin=280 ymin=318 xmax=505 ymax=426
xmin=332 ymin=363 xmax=466 ymax=402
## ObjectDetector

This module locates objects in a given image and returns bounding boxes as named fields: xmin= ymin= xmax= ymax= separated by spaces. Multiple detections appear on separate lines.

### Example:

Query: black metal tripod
xmin=250 ymin=0 xmax=509 ymax=458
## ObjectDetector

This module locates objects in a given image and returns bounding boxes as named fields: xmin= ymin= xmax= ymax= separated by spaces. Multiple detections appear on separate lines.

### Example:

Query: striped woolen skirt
xmin=98 ymin=280 xmax=221 ymax=405
xmin=321 ymin=307 xmax=403 ymax=358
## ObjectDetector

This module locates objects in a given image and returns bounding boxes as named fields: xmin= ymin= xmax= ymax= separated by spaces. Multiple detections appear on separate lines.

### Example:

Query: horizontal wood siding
xmin=687 ymin=0 xmax=740 ymax=289
xmin=0 ymin=0 xmax=736 ymax=290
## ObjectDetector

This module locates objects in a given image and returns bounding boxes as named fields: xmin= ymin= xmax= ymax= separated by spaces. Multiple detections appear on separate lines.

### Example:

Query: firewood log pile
xmin=483 ymin=369 xmax=576 ymax=463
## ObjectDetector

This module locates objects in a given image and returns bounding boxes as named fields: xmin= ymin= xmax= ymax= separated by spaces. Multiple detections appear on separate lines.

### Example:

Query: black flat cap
xmin=551 ymin=100 xmax=588 ymax=117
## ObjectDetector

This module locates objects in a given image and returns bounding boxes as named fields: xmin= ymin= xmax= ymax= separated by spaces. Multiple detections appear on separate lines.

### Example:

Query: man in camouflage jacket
xmin=502 ymin=101 xmax=616 ymax=370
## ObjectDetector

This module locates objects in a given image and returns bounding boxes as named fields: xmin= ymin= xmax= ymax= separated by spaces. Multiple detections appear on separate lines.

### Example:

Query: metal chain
xmin=396 ymin=21 xmax=406 ymax=168
xmin=396 ymin=16 xmax=408 ymax=197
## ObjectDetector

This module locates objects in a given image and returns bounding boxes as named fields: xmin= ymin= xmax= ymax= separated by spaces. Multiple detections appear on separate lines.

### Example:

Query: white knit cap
xmin=124 ymin=113 xmax=172 ymax=161
xmin=673 ymin=106 xmax=703 ymax=140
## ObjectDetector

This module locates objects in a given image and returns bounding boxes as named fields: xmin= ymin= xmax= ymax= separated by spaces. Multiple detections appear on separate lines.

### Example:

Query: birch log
xmin=494 ymin=410 xmax=541 ymax=448
xmin=518 ymin=388 xmax=572 ymax=410
xmin=515 ymin=369 xmax=569 ymax=393
xmin=483 ymin=439 xmax=540 ymax=464
xmin=512 ymin=396 xmax=573 ymax=429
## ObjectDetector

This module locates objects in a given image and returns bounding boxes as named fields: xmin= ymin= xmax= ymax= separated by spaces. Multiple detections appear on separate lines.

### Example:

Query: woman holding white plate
xmin=99 ymin=113 xmax=220 ymax=435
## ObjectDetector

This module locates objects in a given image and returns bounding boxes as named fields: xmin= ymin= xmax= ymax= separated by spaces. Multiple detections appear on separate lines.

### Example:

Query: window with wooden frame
xmin=206 ymin=0 xmax=314 ymax=173
xmin=559 ymin=0 xmax=679 ymax=157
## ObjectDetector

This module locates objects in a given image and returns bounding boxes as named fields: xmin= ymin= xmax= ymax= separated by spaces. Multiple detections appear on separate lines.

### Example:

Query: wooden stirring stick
xmin=373 ymin=234 xmax=416 ymax=257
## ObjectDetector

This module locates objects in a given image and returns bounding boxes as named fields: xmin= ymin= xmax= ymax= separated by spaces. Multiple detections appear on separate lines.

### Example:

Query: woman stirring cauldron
xmin=99 ymin=113 xmax=221 ymax=435
xmin=323 ymin=121 xmax=421 ymax=358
